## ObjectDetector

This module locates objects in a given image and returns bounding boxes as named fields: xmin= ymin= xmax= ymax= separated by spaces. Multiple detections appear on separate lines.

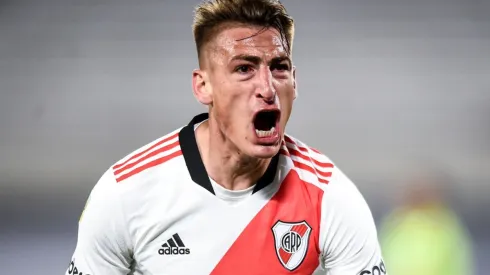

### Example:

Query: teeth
xmin=256 ymin=127 xmax=276 ymax=138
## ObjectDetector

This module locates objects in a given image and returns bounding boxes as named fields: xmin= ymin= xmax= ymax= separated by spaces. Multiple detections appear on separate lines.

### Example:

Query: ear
xmin=292 ymin=66 xmax=298 ymax=99
xmin=192 ymin=69 xmax=213 ymax=105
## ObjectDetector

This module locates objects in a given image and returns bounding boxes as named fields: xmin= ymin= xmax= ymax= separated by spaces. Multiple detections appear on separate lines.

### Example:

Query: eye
xmin=270 ymin=63 xmax=290 ymax=72
xmin=235 ymin=65 xmax=253 ymax=74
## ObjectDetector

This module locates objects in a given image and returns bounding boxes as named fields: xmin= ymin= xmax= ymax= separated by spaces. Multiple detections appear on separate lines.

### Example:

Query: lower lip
xmin=254 ymin=124 xmax=281 ymax=145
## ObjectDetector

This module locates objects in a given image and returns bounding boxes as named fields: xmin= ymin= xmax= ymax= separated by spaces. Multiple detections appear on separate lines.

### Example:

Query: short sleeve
xmin=65 ymin=168 xmax=133 ymax=275
xmin=316 ymin=168 xmax=387 ymax=275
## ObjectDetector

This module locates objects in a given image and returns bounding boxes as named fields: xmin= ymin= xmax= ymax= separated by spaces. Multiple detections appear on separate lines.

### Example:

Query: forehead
xmin=210 ymin=25 xmax=287 ymax=60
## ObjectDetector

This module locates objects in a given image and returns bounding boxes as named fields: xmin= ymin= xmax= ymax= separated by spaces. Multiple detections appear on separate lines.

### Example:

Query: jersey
xmin=66 ymin=113 xmax=387 ymax=275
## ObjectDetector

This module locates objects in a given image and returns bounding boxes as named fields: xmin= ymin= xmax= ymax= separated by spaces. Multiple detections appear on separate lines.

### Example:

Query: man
xmin=66 ymin=0 xmax=386 ymax=274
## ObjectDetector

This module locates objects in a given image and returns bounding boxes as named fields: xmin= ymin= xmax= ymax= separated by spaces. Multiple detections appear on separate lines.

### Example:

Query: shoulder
xmin=80 ymin=127 xmax=186 ymax=226
xmin=282 ymin=134 xmax=336 ymax=187
xmin=110 ymin=127 xmax=184 ymax=183
xmin=283 ymin=133 xmax=371 ymax=213
xmin=283 ymin=133 xmax=375 ymax=235
xmin=285 ymin=136 xmax=383 ymax=270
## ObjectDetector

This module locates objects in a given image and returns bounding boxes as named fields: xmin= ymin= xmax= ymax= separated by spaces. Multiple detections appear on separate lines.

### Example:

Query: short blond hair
xmin=192 ymin=0 xmax=295 ymax=62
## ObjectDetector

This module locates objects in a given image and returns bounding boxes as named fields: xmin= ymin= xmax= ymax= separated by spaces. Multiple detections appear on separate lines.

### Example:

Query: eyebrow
xmin=230 ymin=54 xmax=292 ymax=66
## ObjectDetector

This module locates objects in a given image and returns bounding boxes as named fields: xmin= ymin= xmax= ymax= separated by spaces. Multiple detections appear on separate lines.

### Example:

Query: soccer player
xmin=66 ymin=0 xmax=387 ymax=274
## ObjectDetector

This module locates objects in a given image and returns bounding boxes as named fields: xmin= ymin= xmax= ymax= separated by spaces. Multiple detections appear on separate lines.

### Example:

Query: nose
xmin=256 ymin=66 xmax=276 ymax=104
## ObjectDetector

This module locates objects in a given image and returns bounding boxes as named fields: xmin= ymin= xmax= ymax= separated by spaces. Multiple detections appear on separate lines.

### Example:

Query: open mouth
xmin=253 ymin=110 xmax=280 ymax=138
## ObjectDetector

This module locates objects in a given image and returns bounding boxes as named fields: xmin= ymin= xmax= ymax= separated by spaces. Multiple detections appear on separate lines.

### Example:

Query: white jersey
xmin=66 ymin=113 xmax=387 ymax=275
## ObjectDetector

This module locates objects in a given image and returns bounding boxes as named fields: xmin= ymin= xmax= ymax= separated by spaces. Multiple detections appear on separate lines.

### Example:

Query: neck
xmin=195 ymin=119 xmax=271 ymax=191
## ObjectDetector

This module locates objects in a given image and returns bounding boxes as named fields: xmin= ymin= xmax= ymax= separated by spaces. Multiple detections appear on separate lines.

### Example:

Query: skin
xmin=192 ymin=24 xmax=297 ymax=191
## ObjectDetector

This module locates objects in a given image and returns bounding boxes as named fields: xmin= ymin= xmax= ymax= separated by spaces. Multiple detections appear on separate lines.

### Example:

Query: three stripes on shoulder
xmin=113 ymin=131 xmax=182 ymax=183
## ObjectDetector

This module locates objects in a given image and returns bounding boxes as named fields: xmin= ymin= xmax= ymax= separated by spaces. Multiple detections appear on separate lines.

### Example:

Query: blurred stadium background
xmin=0 ymin=0 xmax=488 ymax=273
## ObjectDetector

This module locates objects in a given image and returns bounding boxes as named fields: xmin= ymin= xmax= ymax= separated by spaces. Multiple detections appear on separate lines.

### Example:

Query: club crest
xmin=271 ymin=220 xmax=312 ymax=271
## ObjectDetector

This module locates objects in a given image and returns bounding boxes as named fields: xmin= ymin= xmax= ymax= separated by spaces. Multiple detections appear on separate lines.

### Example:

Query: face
xmin=193 ymin=25 xmax=297 ymax=159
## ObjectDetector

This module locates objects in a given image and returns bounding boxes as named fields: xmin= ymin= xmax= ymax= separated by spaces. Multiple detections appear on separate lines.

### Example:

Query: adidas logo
xmin=158 ymin=233 xmax=190 ymax=255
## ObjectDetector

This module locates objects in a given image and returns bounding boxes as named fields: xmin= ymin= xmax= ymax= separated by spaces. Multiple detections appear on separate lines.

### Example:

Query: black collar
xmin=178 ymin=113 xmax=280 ymax=195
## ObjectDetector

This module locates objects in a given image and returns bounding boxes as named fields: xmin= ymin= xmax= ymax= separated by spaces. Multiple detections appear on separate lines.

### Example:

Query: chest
xmin=132 ymin=170 xmax=324 ymax=275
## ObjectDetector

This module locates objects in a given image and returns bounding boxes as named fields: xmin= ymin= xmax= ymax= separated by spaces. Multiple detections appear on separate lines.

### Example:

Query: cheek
xmin=218 ymin=83 xmax=251 ymax=112
xmin=214 ymin=97 xmax=231 ymax=122
xmin=213 ymin=87 xmax=247 ymax=132
xmin=276 ymin=83 xmax=295 ymax=107
xmin=276 ymin=83 xmax=295 ymax=123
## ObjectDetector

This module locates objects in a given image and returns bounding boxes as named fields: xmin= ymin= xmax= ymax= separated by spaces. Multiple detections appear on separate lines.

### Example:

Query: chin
xmin=247 ymin=143 xmax=281 ymax=159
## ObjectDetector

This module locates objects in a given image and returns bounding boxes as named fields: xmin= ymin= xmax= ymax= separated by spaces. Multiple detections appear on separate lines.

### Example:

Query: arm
xmin=318 ymin=168 xmax=387 ymax=275
xmin=65 ymin=169 xmax=133 ymax=275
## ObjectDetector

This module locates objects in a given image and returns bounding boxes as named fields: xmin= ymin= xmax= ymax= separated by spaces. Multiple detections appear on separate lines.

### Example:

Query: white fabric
xmin=65 ymin=126 xmax=386 ymax=275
